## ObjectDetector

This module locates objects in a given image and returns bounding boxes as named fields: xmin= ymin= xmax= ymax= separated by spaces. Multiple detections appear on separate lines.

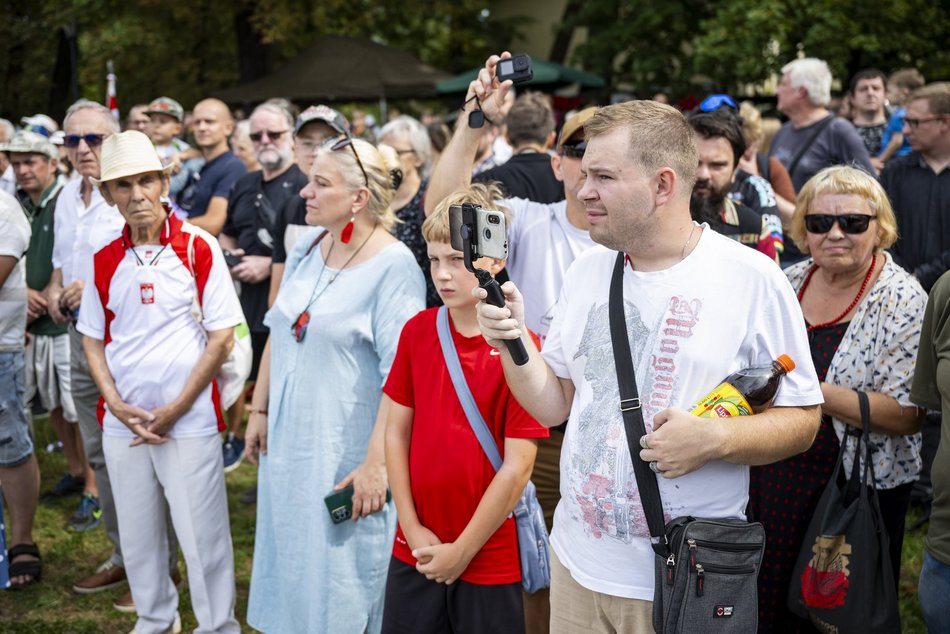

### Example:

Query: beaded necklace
xmin=797 ymin=253 xmax=877 ymax=332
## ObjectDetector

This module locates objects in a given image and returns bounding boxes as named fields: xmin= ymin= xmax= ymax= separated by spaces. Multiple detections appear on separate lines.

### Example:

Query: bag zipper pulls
xmin=687 ymin=538 xmax=697 ymax=568
xmin=695 ymin=564 xmax=704 ymax=597
xmin=666 ymin=553 xmax=676 ymax=585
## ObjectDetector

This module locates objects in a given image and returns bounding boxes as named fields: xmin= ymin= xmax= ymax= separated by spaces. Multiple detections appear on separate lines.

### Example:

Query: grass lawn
xmin=0 ymin=418 xmax=933 ymax=632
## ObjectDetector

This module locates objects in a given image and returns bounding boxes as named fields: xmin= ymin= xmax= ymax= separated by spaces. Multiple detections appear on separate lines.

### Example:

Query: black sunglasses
xmin=327 ymin=135 xmax=369 ymax=186
xmin=63 ymin=133 xmax=106 ymax=148
xmin=558 ymin=141 xmax=586 ymax=159
xmin=904 ymin=115 xmax=946 ymax=129
xmin=804 ymin=214 xmax=876 ymax=234
xmin=249 ymin=129 xmax=290 ymax=143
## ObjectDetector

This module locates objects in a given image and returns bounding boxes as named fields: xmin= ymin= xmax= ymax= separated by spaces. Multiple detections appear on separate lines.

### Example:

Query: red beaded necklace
xmin=797 ymin=253 xmax=877 ymax=332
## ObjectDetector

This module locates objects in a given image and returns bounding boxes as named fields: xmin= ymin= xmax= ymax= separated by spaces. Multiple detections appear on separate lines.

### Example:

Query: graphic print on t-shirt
xmin=568 ymin=294 xmax=701 ymax=542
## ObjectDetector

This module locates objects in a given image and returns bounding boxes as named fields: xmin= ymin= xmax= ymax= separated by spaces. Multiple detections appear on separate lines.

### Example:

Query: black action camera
xmin=449 ymin=203 xmax=528 ymax=366
xmin=497 ymin=54 xmax=534 ymax=84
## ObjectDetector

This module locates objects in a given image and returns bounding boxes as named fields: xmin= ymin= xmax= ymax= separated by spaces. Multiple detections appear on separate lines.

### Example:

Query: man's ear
xmin=99 ymin=183 xmax=115 ymax=206
xmin=161 ymin=173 xmax=171 ymax=197
xmin=550 ymin=153 xmax=564 ymax=182
xmin=544 ymin=130 xmax=557 ymax=150
xmin=654 ymin=167 xmax=678 ymax=207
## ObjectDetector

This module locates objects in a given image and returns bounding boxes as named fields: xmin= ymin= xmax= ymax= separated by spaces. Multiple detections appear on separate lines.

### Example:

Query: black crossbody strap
xmin=608 ymin=252 xmax=668 ymax=553
xmin=787 ymin=115 xmax=834 ymax=177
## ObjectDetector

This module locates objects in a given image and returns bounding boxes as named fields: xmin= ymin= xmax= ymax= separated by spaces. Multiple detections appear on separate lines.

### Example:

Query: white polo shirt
xmin=52 ymin=178 xmax=126 ymax=287
xmin=77 ymin=214 xmax=243 ymax=438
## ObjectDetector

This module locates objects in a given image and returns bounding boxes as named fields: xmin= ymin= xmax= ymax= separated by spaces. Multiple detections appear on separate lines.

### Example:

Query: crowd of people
xmin=0 ymin=50 xmax=948 ymax=634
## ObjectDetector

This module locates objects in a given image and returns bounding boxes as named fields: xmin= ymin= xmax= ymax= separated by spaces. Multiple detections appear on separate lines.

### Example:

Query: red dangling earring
xmin=340 ymin=214 xmax=355 ymax=244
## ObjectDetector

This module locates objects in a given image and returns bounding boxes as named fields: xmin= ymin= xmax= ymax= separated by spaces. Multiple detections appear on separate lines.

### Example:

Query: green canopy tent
xmin=436 ymin=59 xmax=605 ymax=94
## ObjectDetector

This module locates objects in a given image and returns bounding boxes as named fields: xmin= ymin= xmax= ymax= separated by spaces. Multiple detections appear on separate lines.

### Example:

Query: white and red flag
xmin=106 ymin=60 xmax=119 ymax=121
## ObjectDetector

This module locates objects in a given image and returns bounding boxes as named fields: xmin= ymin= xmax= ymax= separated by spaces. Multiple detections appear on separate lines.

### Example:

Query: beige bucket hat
xmin=91 ymin=130 xmax=173 ymax=186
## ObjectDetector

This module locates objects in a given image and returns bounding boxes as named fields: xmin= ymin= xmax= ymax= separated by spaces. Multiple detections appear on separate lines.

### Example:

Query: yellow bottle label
xmin=690 ymin=381 xmax=753 ymax=418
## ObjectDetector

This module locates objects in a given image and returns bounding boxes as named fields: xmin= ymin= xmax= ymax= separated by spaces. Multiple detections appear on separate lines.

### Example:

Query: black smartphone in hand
xmin=324 ymin=485 xmax=392 ymax=524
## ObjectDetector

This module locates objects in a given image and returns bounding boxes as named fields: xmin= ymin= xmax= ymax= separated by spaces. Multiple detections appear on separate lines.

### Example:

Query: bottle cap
xmin=776 ymin=354 xmax=795 ymax=373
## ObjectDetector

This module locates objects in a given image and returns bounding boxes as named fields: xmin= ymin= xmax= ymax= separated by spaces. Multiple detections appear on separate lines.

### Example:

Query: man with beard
xmin=686 ymin=110 xmax=777 ymax=263
xmin=218 ymin=102 xmax=307 ymax=471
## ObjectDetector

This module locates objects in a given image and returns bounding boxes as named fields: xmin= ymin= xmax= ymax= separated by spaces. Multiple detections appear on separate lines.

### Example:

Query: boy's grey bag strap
xmin=436 ymin=305 xmax=503 ymax=471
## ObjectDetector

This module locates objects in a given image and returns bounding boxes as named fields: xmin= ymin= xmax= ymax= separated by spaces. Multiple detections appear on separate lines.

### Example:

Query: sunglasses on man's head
xmin=249 ymin=129 xmax=289 ymax=143
xmin=804 ymin=214 xmax=876 ymax=234
xmin=26 ymin=125 xmax=51 ymax=138
xmin=558 ymin=141 xmax=586 ymax=159
xmin=699 ymin=94 xmax=738 ymax=112
xmin=63 ymin=133 xmax=106 ymax=148
xmin=325 ymin=135 xmax=369 ymax=186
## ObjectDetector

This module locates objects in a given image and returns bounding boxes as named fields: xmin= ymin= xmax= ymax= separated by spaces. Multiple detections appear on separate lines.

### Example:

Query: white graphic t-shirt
xmin=541 ymin=227 xmax=823 ymax=600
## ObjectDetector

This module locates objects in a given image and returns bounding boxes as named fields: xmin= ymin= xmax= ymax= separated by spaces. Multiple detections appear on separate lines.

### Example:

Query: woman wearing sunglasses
xmin=243 ymin=135 xmax=425 ymax=633
xmin=749 ymin=165 xmax=927 ymax=632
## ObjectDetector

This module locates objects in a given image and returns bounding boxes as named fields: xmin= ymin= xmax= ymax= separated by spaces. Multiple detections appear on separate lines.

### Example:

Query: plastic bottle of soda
xmin=690 ymin=355 xmax=796 ymax=418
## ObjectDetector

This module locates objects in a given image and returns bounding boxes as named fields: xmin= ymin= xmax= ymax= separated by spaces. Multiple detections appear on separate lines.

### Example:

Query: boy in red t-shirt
xmin=381 ymin=184 xmax=548 ymax=634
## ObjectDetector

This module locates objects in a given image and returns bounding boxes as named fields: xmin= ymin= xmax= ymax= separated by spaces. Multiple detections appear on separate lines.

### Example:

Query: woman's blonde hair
xmin=423 ymin=183 xmax=509 ymax=245
xmin=789 ymin=165 xmax=898 ymax=253
xmin=739 ymin=101 xmax=763 ymax=147
xmin=315 ymin=137 xmax=401 ymax=232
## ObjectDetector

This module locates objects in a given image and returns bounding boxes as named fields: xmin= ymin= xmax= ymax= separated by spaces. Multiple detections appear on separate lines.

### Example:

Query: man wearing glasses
xmin=217 ymin=102 xmax=307 ymax=472
xmin=47 ymin=99 xmax=180 ymax=606
xmin=425 ymin=97 xmax=598 ymax=634
xmin=882 ymin=82 xmax=950 ymax=292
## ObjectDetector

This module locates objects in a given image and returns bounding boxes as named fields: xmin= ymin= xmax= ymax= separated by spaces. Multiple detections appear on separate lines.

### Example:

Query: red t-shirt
xmin=383 ymin=307 xmax=549 ymax=585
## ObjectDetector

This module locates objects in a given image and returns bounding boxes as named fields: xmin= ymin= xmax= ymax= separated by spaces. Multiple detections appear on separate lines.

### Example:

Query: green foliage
xmin=693 ymin=0 xmax=950 ymax=92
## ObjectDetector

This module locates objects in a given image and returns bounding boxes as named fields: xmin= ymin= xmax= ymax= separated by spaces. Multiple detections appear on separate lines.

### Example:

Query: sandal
xmin=8 ymin=543 xmax=42 ymax=588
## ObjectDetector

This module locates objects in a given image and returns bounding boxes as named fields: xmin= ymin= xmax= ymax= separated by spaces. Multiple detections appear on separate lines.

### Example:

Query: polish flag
xmin=106 ymin=60 xmax=119 ymax=121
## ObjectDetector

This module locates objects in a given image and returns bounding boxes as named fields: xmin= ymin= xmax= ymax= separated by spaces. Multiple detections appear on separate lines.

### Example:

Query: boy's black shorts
xmin=381 ymin=556 xmax=525 ymax=634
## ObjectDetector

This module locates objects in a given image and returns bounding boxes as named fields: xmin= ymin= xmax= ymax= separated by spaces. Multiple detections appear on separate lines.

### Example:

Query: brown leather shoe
xmin=72 ymin=560 xmax=127 ymax=594
xmin=113 ymin=568 xmax=184 ymax=614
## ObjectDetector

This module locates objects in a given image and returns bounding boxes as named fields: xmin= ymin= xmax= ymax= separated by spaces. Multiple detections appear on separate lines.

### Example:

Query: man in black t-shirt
xmin=268 ymin=106 xmax=349 ymax=307
xmin=475 ymin=92 xmax=563 ymax=203
xmin=177 ymin=99 xmax=246 ymax=236
xmin=218 ymin=102 xmax=307 ymax=471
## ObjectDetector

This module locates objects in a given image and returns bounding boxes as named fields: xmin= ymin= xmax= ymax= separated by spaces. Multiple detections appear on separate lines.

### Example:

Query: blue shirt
xmin=880 ymin=107 xmax=912 ymax=158
xmin=176 ymin=151 xmax=246 ymax=219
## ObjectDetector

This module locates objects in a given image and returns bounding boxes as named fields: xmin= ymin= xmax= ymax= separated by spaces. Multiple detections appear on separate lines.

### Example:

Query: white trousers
xmin=104 ymin=434 xmax=240 ymax=634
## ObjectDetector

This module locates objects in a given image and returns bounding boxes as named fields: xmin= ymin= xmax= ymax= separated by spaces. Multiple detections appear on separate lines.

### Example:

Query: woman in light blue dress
xmin=245 ymin=136 xmax=425 ymax=633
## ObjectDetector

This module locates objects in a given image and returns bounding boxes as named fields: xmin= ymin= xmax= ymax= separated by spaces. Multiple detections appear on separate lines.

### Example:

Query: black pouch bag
xmin=607 ymin=252 xmax=766 ymax=633
xmin=787 ymin=391 xmax=900 ymax=633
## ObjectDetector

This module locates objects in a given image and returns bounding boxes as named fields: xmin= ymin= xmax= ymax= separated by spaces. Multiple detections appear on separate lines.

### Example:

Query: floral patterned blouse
xmin=786 ymin=251 xmax=927 ymax=489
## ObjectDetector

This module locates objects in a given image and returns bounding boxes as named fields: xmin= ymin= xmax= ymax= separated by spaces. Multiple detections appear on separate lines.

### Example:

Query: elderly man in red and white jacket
xmin=78 ymin=130 xmax=242 ymax=634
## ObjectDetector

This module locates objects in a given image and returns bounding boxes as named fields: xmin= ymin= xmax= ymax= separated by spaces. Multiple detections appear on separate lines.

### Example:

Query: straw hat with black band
xmin=91 ymin=130 xmax=175 ymax=186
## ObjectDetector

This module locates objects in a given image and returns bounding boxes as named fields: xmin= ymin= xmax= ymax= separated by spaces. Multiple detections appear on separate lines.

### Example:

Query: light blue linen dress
xmin=247 ymin=227 xmax=425 ymax=633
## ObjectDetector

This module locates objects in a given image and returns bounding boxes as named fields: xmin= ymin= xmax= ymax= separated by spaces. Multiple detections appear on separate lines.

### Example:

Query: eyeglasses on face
xmin=699 ymin=94 xmax=737 ymax=112
xmin=558 ymin=141 xmax=586 ymax=159
xmin=63 ymin=133 xmax=106 ymax=148
xmin=904 ymin=115 xmax=946 ymax=129
xmin=804 ymin=214 xmax=876 ymax=234
xmin=326 ymin=135 xmax=369 ymax=186
xmin=249 ymin=129 xmax=290 ymax=143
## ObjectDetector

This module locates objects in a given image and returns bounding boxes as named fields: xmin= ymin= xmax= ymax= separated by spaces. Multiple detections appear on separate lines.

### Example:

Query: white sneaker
xmin=128 ymin=610 xmax=181 ymax=634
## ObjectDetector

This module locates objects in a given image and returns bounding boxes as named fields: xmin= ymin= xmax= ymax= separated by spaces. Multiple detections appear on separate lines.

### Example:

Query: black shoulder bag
xmin=608 ymin=252 xmax=766 ymax=633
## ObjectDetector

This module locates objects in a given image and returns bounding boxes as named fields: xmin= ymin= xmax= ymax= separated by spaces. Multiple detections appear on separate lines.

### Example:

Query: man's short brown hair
xmin=889 ymin=68 xmax=925 ymax=92
xmin=505 ymin=92 xmax=555 ymax=148
xmin=584 ymin=100 xmax=697 ymax=196
xmin=909 ymin=82 xmax=950 ymax=116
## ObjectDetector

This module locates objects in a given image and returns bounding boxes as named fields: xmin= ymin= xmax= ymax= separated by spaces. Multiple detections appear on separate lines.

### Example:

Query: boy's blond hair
xmin=423 ymin=183 xmax=510 ymax=245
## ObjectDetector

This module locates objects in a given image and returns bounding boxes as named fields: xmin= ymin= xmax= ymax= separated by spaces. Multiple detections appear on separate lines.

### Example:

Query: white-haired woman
xmin=244 ymin=135 xmax=425 ymax=633
xmin=379 ymin=115 xmax=440 ymax=306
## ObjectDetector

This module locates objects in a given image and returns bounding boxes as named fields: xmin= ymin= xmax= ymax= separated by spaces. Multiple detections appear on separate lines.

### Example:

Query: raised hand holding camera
xmin=450 ymin=203 xmax=529 ymax=365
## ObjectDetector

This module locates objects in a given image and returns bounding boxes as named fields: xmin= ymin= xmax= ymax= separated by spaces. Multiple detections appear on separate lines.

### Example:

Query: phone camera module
xmin=488 ymin=214 xmax=501 ymax=225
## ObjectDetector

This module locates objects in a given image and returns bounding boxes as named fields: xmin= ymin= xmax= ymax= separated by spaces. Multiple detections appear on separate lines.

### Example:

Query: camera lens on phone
xmin=488 ymin=214 xmax=500 ymax=225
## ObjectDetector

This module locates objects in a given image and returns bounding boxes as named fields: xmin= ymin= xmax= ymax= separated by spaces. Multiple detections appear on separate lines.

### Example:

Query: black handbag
xmin=787 ymin=391 xmax=901 ymax=632
xmin=608 ymin=252 xmax=765 ymax=633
